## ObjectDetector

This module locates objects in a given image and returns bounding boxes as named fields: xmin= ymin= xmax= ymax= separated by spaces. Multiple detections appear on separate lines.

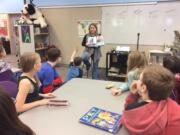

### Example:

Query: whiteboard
xmin=102 ymin=2 xmax=180 ymax=45
xmin=34 ymin=0 xmax=174 ymax=7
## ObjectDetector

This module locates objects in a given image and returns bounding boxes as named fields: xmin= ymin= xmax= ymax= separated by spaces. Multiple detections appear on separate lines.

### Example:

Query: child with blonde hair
xmin=111 ymin=51 xmax=147 ymax=96
xmin=16 ymin=52 xmax=55 ymax=113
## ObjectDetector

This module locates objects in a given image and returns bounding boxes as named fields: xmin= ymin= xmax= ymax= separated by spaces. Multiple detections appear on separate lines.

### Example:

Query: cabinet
xmin=0 ymin=37 xmax=11 ymax=54
xmin=16 ymin=24 xmax=50 ymax=62
xmin=149 ymin=50 xmax=172 ymax=65
xmin=106 ymin=51 xmax=128 ymax=79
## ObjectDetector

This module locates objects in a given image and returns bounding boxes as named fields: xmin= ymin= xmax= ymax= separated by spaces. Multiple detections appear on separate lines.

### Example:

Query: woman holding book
xmin=81 ymin=23 xmax=104 ymax=79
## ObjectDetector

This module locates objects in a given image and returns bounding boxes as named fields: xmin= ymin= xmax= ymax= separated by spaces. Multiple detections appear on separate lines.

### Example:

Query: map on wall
xmin=78 ymin=20 xmax=101 ymax=37
xmin=21 ymin=25 xmax=31 ymax=43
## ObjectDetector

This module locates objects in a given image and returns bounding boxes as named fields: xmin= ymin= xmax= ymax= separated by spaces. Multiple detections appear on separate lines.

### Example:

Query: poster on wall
xmin=0 ymin=19 xmax=8 ymax=37
xmin=78 ymin=20 xmax=101 ymax=37
xmin=21 ymin=25 xmax=31 ymax=43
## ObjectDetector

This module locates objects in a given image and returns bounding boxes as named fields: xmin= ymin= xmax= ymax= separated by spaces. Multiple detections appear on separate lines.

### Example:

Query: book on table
xmin=79 ymin=107 xmax=122 ymax=134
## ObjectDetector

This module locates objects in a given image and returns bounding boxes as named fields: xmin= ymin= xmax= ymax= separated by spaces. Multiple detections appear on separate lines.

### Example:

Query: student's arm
xmin=70 ymin=50 xmax=77 ymax=62
xmin=111 ymin=71 xmax=136 ymax=96
xmin=15 ymin=79 xmax=49 ymax=113
xmin=39 ymin=93 xmax=56 ymax=98
xmin=124 ymin=93 xmax=140 ymax=109
xmin=119 ymin=71 xmax=136 ymax=92
xmin=124 ymin=81 xmax=140 ymax=108
xmin=111 ymin=81 xmax=129 ymax=96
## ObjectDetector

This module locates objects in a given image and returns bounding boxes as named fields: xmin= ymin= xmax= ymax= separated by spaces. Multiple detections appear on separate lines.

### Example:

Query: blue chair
xmin=0 ymin=81 xmax=18 ymax=98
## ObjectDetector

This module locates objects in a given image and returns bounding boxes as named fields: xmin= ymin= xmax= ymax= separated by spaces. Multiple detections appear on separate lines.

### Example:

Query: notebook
xmin=79 ymin=107 xmax=122 ymax=134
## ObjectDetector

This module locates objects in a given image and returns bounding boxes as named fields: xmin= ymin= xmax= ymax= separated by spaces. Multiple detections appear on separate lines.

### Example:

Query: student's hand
xmin=39 ymin=93 xmax=56 ymax=99
xmin=130 ymin=80 xmax=139 ymax=94
xmin=111 ymin=88 xmax=122 ymax=96
xmin=38 ymin=98 xmax=50 ymax=106
xmin=74 ymin=49 xmax=78 ymax=54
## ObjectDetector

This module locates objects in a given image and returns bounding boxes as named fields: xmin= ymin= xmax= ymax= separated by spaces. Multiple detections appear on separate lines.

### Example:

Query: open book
xmin=86 ymin=35 xmax=105 ymax=47
xmin=79 ymin=107 xmax=122 ymax=134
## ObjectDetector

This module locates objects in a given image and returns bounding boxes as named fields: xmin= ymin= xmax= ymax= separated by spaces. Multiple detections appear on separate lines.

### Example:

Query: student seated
xmin=121 ymin=65 xmax=180 ymax=135
xmin=163 ymin=55 xmax=180 ymax=104
xmin=0 ymin=44 xmax=19 ymax=83
xmin=65 ymin=50 xmax=83 ymax=82
xmin=111 ymin=51 xmax=147 ymax=96
xmin=16 ymin=52 xmax=55 ymax=113
xmin=0 ymin=44 xmax=11 ymax=73
xmin=0 ymin=87 xmax=35 ymax=135
xmin=38 ymin=48 xmax=63 ymax=93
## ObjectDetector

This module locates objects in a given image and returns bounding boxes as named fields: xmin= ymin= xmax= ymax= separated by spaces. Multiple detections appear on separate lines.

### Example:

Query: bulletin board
xmin=78 ymin=20 xmax=101 ymax=37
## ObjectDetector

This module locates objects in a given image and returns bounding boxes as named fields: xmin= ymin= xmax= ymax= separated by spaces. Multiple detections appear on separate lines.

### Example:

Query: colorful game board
xmin=79 ymin=107 xmax=122 ymax=134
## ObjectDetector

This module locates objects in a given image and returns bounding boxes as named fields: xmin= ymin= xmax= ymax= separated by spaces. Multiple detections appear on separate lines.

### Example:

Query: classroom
xmin=0 ymin=0 xmax=180 ymax=135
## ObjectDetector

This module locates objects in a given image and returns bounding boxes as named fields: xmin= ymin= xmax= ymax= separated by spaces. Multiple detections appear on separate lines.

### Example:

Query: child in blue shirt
xmin=65 ymin=50 xmax=83 ymax=82
xmin=38 ymin=48 xmax=63 ymax=93
xmin=111 ymin=51 xmax=148 ymax=96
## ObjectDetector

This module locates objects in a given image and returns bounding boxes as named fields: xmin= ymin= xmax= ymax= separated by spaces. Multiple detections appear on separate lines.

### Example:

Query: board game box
xmin=79 ymin=107 xmax=122 ymax=134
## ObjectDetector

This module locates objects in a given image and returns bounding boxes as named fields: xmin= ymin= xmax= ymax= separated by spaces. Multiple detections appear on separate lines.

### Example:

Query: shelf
xmin=35 ymin=47 xmax=48 ymax=51
xmin=108 ymin=73 xmax=126 ymax=78
xmin=15 ymin=24 xmax=49 ymax=62
xmin=34 ymin=33 xmax=48 ymax=36
xmin=148 ymin=50 xmax=172 ymax=65
xmin=108 ymin=67 xmax=119 ymax=73
xmin=106 ymin=52 xmax=128 ymax=79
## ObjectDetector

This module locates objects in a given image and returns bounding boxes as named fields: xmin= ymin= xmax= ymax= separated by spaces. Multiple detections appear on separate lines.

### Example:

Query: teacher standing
xmin=81 ymin=23 xmax=103 ymax=79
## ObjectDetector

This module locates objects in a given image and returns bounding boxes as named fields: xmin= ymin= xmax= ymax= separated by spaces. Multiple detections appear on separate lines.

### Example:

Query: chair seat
xmin=0 ymin=81 xmax=18 ymax=98
xmin=0 ymin=70 xmax=14 ymax=81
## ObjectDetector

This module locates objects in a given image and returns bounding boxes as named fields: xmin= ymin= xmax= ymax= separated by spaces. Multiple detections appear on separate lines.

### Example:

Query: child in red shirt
xmin=121 ymin=65 xmax=180 ymax=135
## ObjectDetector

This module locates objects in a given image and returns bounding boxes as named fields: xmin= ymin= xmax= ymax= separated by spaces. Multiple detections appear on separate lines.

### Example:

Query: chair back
xmin=0 ymin=81 xmax=18 ymax=98
xmin=0 ymin=70 xmax=14 ymax=81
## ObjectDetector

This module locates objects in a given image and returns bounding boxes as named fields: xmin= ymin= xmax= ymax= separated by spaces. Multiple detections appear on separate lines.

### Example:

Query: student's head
xmin=0 ymin=87 xmax=34 ymax=135
xmin=47 ymin=48 xmax=61 ymax=63
xmin=73 ymin=57 xmax=82 ymax=66
xmin=88 ymin=23 xmax=98 ymax=35
xmin=20 ymin=52 xmax=41 ymax=73
xmin=0 ymin=45 xmax=6 ymax=58
xmin=174 ymin=30 xmax=180 ymax=37
xmin=137 ymin=65 xmax=175 ymax=101
xmin=163 ymin=55 xmax=180 ymax=74
xmin=127 ymin=51 xmax=147 ymax=71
